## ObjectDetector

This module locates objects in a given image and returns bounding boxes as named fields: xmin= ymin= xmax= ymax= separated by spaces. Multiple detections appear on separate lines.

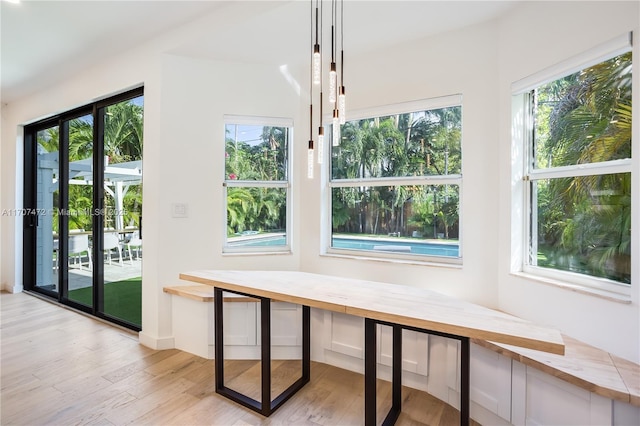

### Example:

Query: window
xmin=223 ymin=116 xmax=291 ymax=253
xmin=513 ymin=35 xmax=632 ymax=294
xmin=328 ymin=95 xmax=462 ymax=263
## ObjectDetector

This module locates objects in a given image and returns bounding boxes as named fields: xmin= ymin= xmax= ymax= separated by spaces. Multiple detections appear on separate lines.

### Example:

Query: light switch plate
xmin=172 ymin=203 xmax=188 ymax=218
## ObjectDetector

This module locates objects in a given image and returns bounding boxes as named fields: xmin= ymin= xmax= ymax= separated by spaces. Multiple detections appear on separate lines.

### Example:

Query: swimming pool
xmin=229 ymin=234 xmax=459 ymax=257
xmin=332 ymin=237 xmax=459 ymax=257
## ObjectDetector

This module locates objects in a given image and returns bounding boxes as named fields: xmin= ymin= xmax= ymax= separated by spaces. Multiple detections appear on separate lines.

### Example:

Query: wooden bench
xmin=474 ymin=336 xmax=640 ymax=407
xmin=164 ymin=285 xmax=303 ymax=361
xmin=164 ymin=285 xmax=258 ymax=302
xmin=163 ymin=285 xmax=258 ymax=359
xmin=164 ymin=285 xmax=215 ymax=302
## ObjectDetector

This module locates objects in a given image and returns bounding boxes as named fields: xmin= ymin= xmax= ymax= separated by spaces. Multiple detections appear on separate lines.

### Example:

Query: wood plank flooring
xmin=1 ymin=291 xmax=475 ymax=425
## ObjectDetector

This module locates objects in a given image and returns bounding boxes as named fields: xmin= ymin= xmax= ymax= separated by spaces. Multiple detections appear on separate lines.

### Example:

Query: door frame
xmin=23 ymin=87 xmax=143 ymax=331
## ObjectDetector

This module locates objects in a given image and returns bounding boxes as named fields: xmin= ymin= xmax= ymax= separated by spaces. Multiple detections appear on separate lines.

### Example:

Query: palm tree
xmin=227 ymin=187 xmax=255 ymax=235
xmin=103 ymin=100 xmax=144 ymax=228
xmin=536 ymin=52 xmax=631 ymax=282
xmin=104 ymin=101 xmax=143 ymax=164
xmin=224 ymin=125 xmax=288 ymax=234
xmin=331 ymin=106 xmax=462 ymax=238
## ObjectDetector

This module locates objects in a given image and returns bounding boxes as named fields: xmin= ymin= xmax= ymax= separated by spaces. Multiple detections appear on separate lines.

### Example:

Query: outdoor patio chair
xmin=68 ymin=232 xmax=91 ymax=270
xmin=104 ymin=232 xmax=124 ymax=266
xmin=126 ymin=231 xmax=142 ymax=263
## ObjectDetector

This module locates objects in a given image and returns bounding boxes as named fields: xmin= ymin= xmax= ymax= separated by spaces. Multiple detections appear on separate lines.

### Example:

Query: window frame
xmin=222 ymin=115 xmax=293 ymax=255
xmin=511 ymin=33 xmax=633 ymax=298
xmin=324 ymin=95 xmax=464 ymax=266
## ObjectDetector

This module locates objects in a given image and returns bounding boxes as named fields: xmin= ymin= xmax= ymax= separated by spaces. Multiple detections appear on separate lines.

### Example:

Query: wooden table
xmin=179 ymin=270 xmax=565 ymax=425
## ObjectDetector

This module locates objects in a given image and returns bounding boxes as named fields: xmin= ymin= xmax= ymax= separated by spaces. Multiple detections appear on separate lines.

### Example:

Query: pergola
xmin=67 ymin=157 xmax=143 ymax=230
xmin=37 ymin=146 xmax=142 ymax=286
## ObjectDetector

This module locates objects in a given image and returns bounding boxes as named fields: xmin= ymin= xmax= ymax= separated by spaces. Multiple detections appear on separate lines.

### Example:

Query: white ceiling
xmin=1 ymin=0 xmax=518 ymax=104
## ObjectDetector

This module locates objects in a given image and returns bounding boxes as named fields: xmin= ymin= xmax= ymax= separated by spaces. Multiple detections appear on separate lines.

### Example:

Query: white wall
xmin=496 ymin=1 xmax=640 ymax=363
xmin=296 ymin=1 xmax=639 ymax=364
xmin=1 ymin=1 xmax=638 ymax=363
xmin=0 ymin=1 xmax=303 ymax=349
xmin=298 ymin=19 xmax=502 ymax=307
xmin=139 ymin=53 xmax=303 ymax=348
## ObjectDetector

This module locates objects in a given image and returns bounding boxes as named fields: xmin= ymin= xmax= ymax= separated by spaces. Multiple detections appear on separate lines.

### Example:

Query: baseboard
xmin=5 ymin=283 xmax=23 ymax=293
xmin=138 ymin=331 xmax=175 ymax=350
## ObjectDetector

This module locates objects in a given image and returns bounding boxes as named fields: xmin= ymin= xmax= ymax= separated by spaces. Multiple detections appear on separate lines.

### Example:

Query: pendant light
xmin=332 ymin=108 xmax=340 ymax=146
xmin=329 ymin=0 xmax=338 ymax=106
xmin=317 ymin=93 xmax=324 ymax=164
xmin=331 ymin=0 xmax=340 ymax=145
xmin=313 ymin=2 xmax=321 ymax=85
xmin=307 ymin=0 xmax=315 ymax=179
xmin=338 ymin=0 xmax=346 ymax=124
xmin=309 ymin=0 xmax=347 ymax=163
xmin=317 ymin=0 xmax=324 ymax=164
xmin=308 ymin=101 xmax=314 ymax=179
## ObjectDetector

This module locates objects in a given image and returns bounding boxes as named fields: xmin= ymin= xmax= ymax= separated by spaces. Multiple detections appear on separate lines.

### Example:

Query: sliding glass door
xmin=65 ymin=112 xmax=96 ymax=308
xmin=24 ymin=88 xmax=143 ymax=331
xmin=101 ymin=97 xmax=143 ymax=326
xmin=32 ymin=123 xmax=60 ymax=294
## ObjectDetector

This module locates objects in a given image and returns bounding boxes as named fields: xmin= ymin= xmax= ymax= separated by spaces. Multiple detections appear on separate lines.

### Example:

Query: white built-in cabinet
xmin=169 ymin=297 xmax=640 ymax=425
xmin=170 ymin=295 xmax=302 ymax=360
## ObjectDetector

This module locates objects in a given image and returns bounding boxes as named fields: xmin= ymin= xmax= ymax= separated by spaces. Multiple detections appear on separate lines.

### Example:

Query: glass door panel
xmin=66 ymin=114 xmax=95 ymax=308
xmin=25 ymin=88 xmax=143 ymax=331
xmin=101 ymin=96 xmax=143 ymax=327
xmin=35 ymin=125 xmax=60 ymax=293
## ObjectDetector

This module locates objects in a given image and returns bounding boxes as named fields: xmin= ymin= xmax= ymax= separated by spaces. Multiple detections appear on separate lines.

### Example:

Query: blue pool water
xmin=230 ymin=234 xmax=459 ymax=257
xmin=332 ymin=237 xmax=459 ymax=257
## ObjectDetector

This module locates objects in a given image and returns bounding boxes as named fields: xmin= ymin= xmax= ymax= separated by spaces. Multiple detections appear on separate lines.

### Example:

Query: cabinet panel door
xmin=378 ymin=326 xmax=429 ymax=375
xmin=224 ymin=302 xmax=257 ymax=345
xmin=326 ymin=311 xmax=365 ymax=359
xmin=270 ymin=302 xmax=302 ymax=346
xmin=523 ymin=367 xmax=611 ymax=426
xmin=470 ymin=344 xmax=511 ymax=421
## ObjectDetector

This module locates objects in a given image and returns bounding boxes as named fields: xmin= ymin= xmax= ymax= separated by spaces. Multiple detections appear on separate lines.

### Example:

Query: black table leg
xmin=460 ymin=337 xmax=470 ymax=426
xmin=369 ymin=321 xmax=471 ymax=426
xmin=214 ymin=287 xmax=224 ymax=392
xmin=381 ymin=324 xmax=402 ymax=426
xmin=213 ymin=288 xmax=311 ymax=417
xmin=302 ymin=306 xmax=311 ymax=381
xmin=260 ymin=297 xmax=272 ymax=414
xmin=364 ymin=318 xmax=377 ymax=426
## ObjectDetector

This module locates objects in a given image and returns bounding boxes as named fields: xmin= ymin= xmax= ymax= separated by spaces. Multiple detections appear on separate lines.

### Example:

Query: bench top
xmin=475 ymin=336 xmax=639 ymax=407
xmin=163 ymin=285 xmax=257 ymax=302
xmin=179 ymin=269 xmax=565 ymax=356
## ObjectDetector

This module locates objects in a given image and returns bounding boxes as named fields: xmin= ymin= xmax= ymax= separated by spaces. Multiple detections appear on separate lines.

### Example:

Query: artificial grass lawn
xmin=68 ymin=277 xmax=141 ymax=326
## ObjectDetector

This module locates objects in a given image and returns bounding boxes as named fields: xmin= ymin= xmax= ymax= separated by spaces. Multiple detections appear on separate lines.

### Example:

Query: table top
xmin=179 ymin=270 xmax=565 ymax=356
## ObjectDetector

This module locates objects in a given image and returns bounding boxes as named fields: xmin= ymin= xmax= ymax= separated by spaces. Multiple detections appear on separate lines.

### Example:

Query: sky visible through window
xmin=229 ymin=125 xmax=263 ymax=146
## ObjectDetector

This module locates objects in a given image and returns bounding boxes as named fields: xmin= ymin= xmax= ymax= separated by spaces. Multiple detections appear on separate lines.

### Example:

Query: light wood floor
xmin=1 ymin=291 xmax=476 ymax=425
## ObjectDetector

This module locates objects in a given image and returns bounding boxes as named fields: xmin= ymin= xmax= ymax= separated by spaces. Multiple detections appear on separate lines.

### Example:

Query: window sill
xmin=511 ymin=271 xmax=632 ymax=304
xmin=222 ymin=250 xmax=292 ymax=257
xmin=321 ymin=251 xmax=463 ymax=269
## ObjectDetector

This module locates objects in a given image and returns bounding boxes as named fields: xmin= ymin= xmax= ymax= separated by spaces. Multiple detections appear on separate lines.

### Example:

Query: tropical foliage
xmin=224 ymin=125 xmax=288 ymax=237
xmin=533 ymin=52 xmax=631 ymax=283
xmin=331 ymin=107 xmax=461 ymax=241
xmin=37 ymin=98 xmax=144 ymax=232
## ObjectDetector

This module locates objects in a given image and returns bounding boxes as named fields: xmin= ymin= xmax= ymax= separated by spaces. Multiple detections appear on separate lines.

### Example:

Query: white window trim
xmin=324 ymin=95 xmax=463 ymax=266
xmin=511 ymin=32 xmax=633 ymax=95
xmin=511 ymin=34 xmax=633 ymax=299
xmin=222 ymin=115 xmax=293 ymax=255
xmin=343 ymin=94 xmax=463 ymax=122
